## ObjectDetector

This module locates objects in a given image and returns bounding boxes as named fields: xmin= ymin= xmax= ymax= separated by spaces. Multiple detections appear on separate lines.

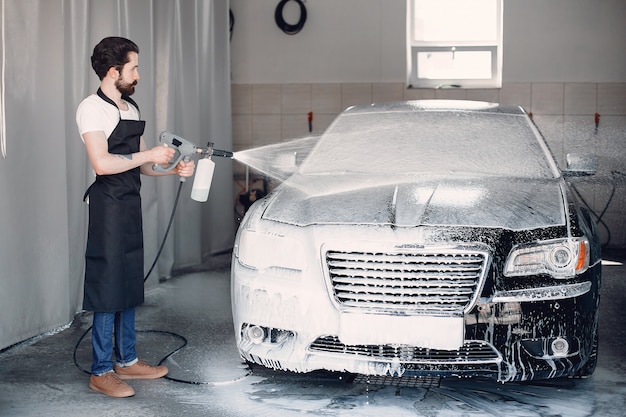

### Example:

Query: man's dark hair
xmin=91 ymin=37 xmax=139 ymax=80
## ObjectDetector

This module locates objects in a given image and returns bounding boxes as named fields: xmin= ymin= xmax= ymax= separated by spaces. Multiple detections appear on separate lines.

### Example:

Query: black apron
xmin=83 ymin=89 xmax=146 ymax=312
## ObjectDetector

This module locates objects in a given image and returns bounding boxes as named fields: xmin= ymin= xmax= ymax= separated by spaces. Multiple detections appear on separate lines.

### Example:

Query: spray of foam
xmin=232 ymin=136 xmax=320 ymax=183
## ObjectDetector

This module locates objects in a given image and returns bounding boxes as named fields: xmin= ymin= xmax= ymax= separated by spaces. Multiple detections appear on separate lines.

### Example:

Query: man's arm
xmin=83 ymin=131 xmax=174 ymax=176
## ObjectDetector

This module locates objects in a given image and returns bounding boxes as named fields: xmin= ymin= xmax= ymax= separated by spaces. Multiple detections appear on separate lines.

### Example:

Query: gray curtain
xmin=0 ymin=0 xmax=233 ymax=350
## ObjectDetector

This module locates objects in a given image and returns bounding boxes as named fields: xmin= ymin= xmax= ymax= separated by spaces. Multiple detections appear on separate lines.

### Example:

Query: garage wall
xmin=229 ymin=0 xmax=626 ymax=248
xmin=229 ymin=0 xmax=626 ymax=84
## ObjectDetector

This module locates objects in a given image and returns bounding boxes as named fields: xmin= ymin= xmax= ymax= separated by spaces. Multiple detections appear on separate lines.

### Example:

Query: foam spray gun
xmin=153 ymin=131 xmax=233 ymax=202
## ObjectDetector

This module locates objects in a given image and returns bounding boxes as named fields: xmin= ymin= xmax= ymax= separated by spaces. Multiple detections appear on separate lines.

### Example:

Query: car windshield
xmin=299 ymin=111 xmax=557 ymax=179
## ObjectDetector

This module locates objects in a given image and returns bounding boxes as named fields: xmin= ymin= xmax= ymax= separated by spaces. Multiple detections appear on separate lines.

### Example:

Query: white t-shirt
xmin=76 ymin=94 xmax=140 ymax=141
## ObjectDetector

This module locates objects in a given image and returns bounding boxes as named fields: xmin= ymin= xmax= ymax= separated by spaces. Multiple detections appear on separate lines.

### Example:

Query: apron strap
xmin=96 ymin=88 xmax=141 ymax=118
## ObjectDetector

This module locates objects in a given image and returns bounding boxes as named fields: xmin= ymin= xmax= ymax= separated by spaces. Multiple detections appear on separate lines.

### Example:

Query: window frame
xmin=406 ymin=0 xmax=503 ymax=89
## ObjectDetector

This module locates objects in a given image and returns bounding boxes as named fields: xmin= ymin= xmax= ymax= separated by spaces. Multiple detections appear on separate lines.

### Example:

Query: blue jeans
xmin=91 ymin=308 xmax=138 ymax=375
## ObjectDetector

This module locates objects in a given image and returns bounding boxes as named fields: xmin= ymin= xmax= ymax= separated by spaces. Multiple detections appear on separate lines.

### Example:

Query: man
xmin=76 ymin=37 xmax=195 ymax=398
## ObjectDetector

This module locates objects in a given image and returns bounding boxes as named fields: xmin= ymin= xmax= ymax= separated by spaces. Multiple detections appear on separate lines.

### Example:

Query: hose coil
xmin=274 ymin=0 xmax=307 ymax=35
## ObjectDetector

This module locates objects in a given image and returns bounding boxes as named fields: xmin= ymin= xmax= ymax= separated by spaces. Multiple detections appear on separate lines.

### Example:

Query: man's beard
xmin=116 ymin=77 xmax=137 ymax=96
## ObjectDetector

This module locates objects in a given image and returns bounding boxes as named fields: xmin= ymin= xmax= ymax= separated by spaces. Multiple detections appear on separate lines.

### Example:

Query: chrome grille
xmin=309 ymin=336 xmax=499 ymax=363
xmin=326 ymin=248 xmax=488 ymax=313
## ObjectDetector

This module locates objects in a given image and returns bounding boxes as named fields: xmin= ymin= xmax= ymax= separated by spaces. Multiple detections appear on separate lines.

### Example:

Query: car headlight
xmin=236 ymin=229 xmax=306 ymax=271
xmin=504 ymin=237 xmax=589 ymax=278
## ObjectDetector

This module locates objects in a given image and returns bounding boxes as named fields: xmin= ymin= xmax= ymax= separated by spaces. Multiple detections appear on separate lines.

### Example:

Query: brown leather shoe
xmin=114 ymin=360 xmax=168 ymax=380
xmin=89 ymin=372 xmax=135 ymax=398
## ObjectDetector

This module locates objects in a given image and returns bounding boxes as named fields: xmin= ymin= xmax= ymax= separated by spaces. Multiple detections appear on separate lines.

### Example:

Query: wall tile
xmin=282 ymin=114 xmax=311 ymax=140
xmin=252 ymin=84 xmax=281 ymax=114
xmin=312 ymin=84 xmax=342 ymax=114
xmin=434 ymin=89 xmax=467 ymax=100
xmin=231 ymin=114 xmax=252 ymax=150
xmin=594 ymin=115 xmax=626 ymax=141
xmin=466 ymin=89 xmax=500 ymax=103
xmin=281 ymin=84 xmax=311 ymax=115
xmin=591 ymin=115 xmax=626 ymax=178
xmin=598 ymin=83 xmax=626 ymax=115
xmin=533 ymin=115 xmax=565 ymax=166
xmin=341 ymin=83 xmax=373 ymax=108
xmin=252 ymin=114 xmax=281 ymax=146
xmin=531 ymin=83 xmax=564 ymax=115
xmin=311 ymin=113 xmax=338 ymax=135
xmin=403 ymin=88 xmax=435 ymax=100
xmin=231 ymin=84 xmax=252 ymax=115
xmin=372 ymin=83 xmax=404 ymax=103
xmin=564 ymin=83 xmax=597 ymax=115
xmin=499 ymin=82 xmax=531 ymax=111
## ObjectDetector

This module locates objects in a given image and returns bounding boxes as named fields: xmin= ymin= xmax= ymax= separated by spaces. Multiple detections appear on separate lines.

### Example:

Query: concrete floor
xmin=0 ymin=250 xmax=624 ymax=417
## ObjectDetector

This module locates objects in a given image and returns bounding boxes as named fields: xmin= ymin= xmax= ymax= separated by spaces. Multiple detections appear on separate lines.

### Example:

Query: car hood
xmin=261 ymin=176 xmax=566 ymax=230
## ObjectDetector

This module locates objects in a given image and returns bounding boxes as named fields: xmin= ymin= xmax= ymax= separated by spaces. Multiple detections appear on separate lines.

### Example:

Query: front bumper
xmin=231 ymin=258 xmax=599 ymax=382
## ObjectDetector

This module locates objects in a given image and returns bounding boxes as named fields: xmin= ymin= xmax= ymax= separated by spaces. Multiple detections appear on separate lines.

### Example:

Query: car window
xmin=300 ymin=111 xmax=557 ymax=179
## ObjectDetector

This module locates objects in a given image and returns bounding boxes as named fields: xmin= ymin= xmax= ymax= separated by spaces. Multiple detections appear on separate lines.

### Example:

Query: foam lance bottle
xmin=191 ymin=157 xmax=215 ymax=202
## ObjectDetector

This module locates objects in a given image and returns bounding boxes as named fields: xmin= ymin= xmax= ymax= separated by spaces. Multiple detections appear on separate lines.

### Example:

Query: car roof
xmin=343 ymin=100 xmax=526 ymax=116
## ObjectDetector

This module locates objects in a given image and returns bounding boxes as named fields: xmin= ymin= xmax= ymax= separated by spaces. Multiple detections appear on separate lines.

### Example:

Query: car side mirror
xmin=563 ymin=153 xmax=598 ymax=177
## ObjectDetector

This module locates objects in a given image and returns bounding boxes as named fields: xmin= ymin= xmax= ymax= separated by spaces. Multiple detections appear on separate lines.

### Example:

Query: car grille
xmin=309 ymin=336 xmax=500 ymax=363
xmin=326 ymin=248 xmax=488 ymax=314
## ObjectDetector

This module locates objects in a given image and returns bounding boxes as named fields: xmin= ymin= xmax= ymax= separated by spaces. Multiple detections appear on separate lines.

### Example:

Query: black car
xmin=231 ymin=100 xmax=601 ymax=382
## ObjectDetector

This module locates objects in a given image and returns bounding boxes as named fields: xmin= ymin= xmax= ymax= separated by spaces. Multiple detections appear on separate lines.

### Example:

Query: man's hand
xmin=175 ymin=159 xmax=195 ymax=178
xmin=150 ymin=144 xmax=176 ymax=166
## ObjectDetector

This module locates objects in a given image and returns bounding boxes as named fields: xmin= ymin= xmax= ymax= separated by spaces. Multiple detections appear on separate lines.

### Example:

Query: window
xmin=407 ymin=0 xmax=503 ymax=89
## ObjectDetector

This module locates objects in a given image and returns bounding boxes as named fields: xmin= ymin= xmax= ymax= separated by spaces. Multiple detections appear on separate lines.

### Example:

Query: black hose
xmin=143 ymin=181 xmax=184 ymax=283
xmin=229 ymin=9 xmax=234 ymax=41
xmin=275 ymin=0 xmax=307 ymax=35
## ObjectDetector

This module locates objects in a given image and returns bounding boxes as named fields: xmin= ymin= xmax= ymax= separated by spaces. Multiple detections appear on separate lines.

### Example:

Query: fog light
xmin=246 ymin=325 xmax=266 ymax=344
xmin=551 ymin=337 xmax=569 ymax=357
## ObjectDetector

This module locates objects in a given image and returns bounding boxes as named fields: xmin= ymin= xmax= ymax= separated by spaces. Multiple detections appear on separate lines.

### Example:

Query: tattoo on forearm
xmin=117 ymin=154 xmax=132 ymax=160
